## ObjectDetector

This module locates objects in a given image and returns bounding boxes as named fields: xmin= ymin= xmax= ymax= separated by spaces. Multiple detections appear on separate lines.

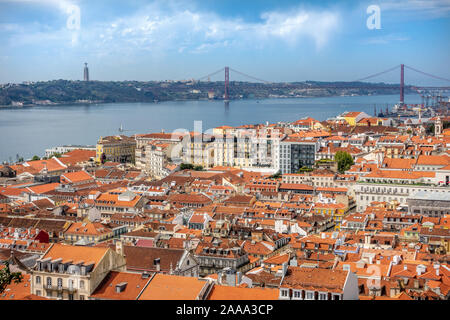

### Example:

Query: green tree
xmin=31 ymin=155 xmax=40 ymax=161
xmin=269 ymin=171 xmax=282 ymax=179
xmin=334 ymin=151 xmax=354 ymax=173
xmin=180 ymin=163 xmax=194 ymax=170
xmin=180 ymin=163 xmax=204 ymax=171
xmin=0 ymin=262 xmax=23 ymax=294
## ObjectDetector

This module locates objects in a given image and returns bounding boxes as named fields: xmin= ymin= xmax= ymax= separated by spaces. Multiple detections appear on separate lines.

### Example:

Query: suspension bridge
xmin=196 ymin=64 xmax=450 ymax=103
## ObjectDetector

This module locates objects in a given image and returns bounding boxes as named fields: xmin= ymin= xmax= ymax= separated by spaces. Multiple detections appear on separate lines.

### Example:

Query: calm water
xmin=0 ymin=94 xmax=421 ymax=162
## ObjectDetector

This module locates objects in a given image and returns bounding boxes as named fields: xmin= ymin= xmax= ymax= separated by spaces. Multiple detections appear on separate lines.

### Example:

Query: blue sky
xmin=0 ymin=0 xmax=449 ymax=85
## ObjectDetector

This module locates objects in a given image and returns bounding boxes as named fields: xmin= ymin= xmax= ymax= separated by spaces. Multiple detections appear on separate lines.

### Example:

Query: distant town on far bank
xmin=1 ymin=63 xmax=419 ymax=107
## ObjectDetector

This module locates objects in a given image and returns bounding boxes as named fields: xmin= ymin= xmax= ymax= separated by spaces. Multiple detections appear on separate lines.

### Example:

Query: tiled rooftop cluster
xmin=0 ymin=113 xmax=449 ymax=300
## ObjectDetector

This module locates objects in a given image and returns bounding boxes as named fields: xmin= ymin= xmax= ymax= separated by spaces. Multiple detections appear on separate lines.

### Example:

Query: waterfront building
xmin=45 ymin=145 xmax=96 ymax=158
xmin=96 ymin=135 xmax=136 ymax=164
xmin=338 ymin=111 xmax=371 ymax=126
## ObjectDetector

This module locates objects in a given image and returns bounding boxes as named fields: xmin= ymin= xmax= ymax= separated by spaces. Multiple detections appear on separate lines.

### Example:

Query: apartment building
xmin=135 ymin=133 xmax=182 ymax=176
xmin=354 ymin=170 xmax=450 ymax=211
xmin=278 ymin=136 xmax=319 ymax=174
xmin=279 ymin=266 xmax=359 ymax=300
xmin=182 ymin=133 xmax=215 ymax=168
xmin=91 ymin=189 xmax=148 ymax=220
xmin=31 ymin=243 xmax=126 ymax=300
xmin=194 ymin=239 xmax=250 ymax=276
xmin=407 ymin=191 xmax=450 ymax=217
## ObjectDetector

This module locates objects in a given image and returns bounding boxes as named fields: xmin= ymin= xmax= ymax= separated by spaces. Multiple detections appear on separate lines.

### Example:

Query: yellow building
xmin=63 ymin=222 xmax=114 ymax=245
xmin=96 ymin=135 xmax=136 ymax=164
xmin=340 ymin=111 xmax=370 ymax=127
xmin=356 ymin=117 xmax=385 ymax=126
xmin=313 ymin=203 xmax=348 ymax=231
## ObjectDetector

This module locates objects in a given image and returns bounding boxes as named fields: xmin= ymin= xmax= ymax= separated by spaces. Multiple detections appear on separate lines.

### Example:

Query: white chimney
xmin=416 ymin=265 xmax=426 ymax=276
xmin=434 ymin=263 xmax=440 ymax=276
xmin=115 ymin=241 xmax=124 ymax=256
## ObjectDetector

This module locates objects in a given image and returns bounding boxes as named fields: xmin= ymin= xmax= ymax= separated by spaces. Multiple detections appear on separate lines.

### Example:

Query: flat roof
xmin=409 ymin=191 xmax=450 ymax=202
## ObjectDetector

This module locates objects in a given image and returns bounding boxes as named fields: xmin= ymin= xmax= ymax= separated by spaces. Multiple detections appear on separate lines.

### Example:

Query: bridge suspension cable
xmin=229 ymin=67 xmax=271 ymax=84
xmin=197 ymin=67 xmax=225 ymax=81
xmin=405 ymin=65 xmax=450 ymax=83
xmin=353 ymin=65 xmax=400 ymax=82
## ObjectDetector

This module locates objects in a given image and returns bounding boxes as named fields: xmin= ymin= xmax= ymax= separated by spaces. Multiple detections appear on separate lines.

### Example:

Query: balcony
xmin=45 ymin=285 xmax=77 ymax=293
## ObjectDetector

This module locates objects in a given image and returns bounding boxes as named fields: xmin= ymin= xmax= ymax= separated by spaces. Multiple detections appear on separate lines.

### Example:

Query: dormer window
xmin=81 ymin=266 xmax=87 ymax=276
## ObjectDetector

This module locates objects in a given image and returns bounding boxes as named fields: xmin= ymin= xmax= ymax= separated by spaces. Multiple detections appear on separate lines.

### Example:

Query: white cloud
xmin=83 ymin=3 xmax=340 ymax=54
xmin=0 ymin=1 xmax=340 ymax=56
xmin=258 ymin=11 xmax=339 ymax=48
xmin=381 ymin=0 xmax=450 ymax=18
xmin=0 ymin=0 xmax=78 ymax=13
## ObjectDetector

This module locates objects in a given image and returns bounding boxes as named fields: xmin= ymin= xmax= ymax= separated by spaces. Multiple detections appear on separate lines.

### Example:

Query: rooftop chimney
xmin=154 ymin=258 xmax=161 ymax=272
xmin=115 ymin=241 xmax=124 ymax=257
xmin=115 ymin=282 xmax=127 ymax=293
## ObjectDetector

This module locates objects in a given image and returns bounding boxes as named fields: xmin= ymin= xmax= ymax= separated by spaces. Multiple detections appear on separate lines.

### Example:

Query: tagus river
xmin=0 ymin=94 xmax=421 ymax=162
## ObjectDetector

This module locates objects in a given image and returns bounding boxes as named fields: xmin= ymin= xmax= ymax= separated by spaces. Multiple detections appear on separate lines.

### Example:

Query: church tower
xmin=435 ymin=116 xmax=442 ymax=137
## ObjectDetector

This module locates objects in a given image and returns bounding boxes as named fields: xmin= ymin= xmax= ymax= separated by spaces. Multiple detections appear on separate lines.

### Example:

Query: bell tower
xmin=435 ymin=116 xmax=442 ymax=137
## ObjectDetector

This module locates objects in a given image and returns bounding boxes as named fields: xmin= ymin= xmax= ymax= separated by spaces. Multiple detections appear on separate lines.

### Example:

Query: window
xmin=36 ymin=276 xmax=41 ymax=284
xmin=57 ymin=278 xmax=63 ymax=289
xmin=319 ymin=293 xmax=327 ymax=300
xmin=281 ymin=289 xmax=288 ymax=297
xmin=306 ymin=291 xmax=314 ymax=300
xmin=80 ymin=280 xmax=85 ymax=289
xmin=80 ymin=295 xmax=85 ymax=300
xmin=293 ymin=290 xmax=302 ymax=299
xmin=46 ymin=277 xmax=52 ymax=288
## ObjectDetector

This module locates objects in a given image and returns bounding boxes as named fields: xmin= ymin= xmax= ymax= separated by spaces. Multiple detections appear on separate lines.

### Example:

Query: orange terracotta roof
xmin=65 ymin=222 xmax=112 ymax=236
xmin=0 ymin=274 xmax=49 ymax=300
xmin=58 ymin=149 xmax=96 ymax=166
xmin=42 ymin=243 xmax=109 ymax=269
xmin=207 ymin=285 xmax=279 ymax=300
xmin=138 ymin=274 xmax=208 ymax=300
xmin=364 ymin=170 xmax=435 ymax=180
xmin=25 ymin=183 xmax=59 ymax=194
xmin=61 ymin=170 xmax=94 ymax=183
xmin=90 ymin=271 xmax=151 ymax=300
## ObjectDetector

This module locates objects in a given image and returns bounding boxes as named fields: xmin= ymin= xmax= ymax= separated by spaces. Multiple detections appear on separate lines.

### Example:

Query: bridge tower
xmin=224 ymin=66 xmax=230 ymax=101
xmin=400 ymin=64 xmax=404 ymax=105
